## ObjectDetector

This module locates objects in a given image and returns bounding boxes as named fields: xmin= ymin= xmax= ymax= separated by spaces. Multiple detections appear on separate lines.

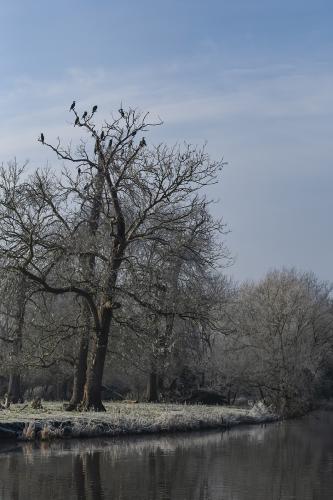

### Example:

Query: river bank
xmin=0 ymin=402 xmax=278 ymax=441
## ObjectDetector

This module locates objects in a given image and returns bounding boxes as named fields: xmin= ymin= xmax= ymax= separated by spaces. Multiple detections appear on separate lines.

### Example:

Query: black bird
xmin=78 ymin=167 xmax=81 ymax=175
xmin=40 ymin=133 xmax=45 ymax=144
xmin=100 ymin=130 xmax=105 ymax=140
xmin=108 ymin=139 xmax=113 ymax=149
xmin=92 ymin=105 xmax=98 ymax=114
xmin=82 ymin=111 xmax=88 ymax=120
xmin=139 ymin=137 xmax=146 ymax=148
xmin=131 ymin=130 xmax=137 ymax=137
xmin=75 ymin=116 xmax=80 ymax=126
xmin=118 ymin=107 xmax=125 ymax=117
xmin=70 ymin=100 xmax=76 ymax=111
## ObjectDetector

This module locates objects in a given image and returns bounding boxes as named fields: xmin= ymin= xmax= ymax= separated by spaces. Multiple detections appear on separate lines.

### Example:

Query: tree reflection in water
xmin=73 ymin=452 xmax=105 ymax=500
xmin=0 ymin=411 xmax=332 ymax=500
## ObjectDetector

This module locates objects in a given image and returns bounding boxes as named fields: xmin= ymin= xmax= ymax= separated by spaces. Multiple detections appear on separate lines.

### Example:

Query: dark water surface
xmin=0 ymin=410 xmax=332 ymax=500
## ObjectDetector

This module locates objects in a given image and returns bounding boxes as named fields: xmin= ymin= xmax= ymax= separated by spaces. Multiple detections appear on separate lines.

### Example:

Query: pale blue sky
xmin=1 ymin=0 xmax=333 ymax=282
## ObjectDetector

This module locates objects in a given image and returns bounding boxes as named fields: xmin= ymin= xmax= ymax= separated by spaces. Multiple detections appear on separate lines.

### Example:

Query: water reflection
xmin=0 ymin=411 xmax=332 ymax=500
xmin=73 ymin=453 xmax=104 ymax=500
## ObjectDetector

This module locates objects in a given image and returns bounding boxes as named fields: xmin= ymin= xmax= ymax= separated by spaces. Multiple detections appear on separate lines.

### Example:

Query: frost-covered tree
xmin=0 ymin=104 xmax=226 ymax=410
xmin=217 ymin=269 xmax=333 ymax=414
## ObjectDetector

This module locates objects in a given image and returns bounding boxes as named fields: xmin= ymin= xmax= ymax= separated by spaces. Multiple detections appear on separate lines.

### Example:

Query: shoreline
xmin=0 ymin=402 xmax=279 ymax=441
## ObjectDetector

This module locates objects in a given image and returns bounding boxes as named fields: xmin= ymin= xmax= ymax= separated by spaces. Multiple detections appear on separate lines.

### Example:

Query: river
xmin=0 ymin=410 xmax=332 ymax=499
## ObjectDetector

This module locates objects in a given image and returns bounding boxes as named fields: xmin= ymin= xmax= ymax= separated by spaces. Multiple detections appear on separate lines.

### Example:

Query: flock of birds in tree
xmin=39 ymin=101 xmax=146 ymax=151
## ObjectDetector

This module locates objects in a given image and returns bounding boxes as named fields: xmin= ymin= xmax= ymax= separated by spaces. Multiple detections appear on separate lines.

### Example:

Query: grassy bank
xmin=0 ymin=402 xmax=278 ymax=441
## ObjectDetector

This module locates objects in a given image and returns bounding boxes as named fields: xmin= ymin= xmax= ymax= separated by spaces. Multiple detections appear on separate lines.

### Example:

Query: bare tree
xmin=114 ymin=210 xmax=230 ymax=402
xmin=219 ymin=269 xmax=333 ymax=414
xmin=0 ymin=104 xmax=226 ymax=410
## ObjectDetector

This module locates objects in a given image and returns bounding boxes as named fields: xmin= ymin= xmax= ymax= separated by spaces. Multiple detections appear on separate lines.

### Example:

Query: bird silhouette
xmin=118 ymin=108 xmax=125 ymax=117
xmin=40 ymin=133 xmax=45 ymax=144
xmin=139 ymin=137 xmax=146 ymax=147
xmin=78 ymin=167 xmax=81 ymax=175
xmin=92 ymin=105 xmax=98 ymax=114
xmin=75 ymin=116 xmax=80 ymax=126
xmin=131 ymin=130 xmax=137 ymax=137
xmin=82 ymin=111 xmax=88 ymax=120
xmin=100 ymin=130 xmax=105 ymax=140
xmin=70 ymin=101 xmax=75 ymax=111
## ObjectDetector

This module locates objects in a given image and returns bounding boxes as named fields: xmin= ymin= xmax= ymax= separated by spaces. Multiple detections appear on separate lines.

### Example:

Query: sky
xmin=0 ymin=0 xmax=333 ymax=283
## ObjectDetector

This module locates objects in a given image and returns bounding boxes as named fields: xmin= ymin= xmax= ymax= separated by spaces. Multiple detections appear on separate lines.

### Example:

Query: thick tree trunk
xmin=81 ymin=334 xmax=108 ymax=411
xmin=158 ymin=374 xmax=164 ymax=394
xmin=7 ymin=373 xmax=22 ymax=404
xmin=146 ymin=370 xmax=159 ymax=402
xmin=66 ymin=336 xmax=89 ymax=411
xmin=81 ymin=309 xmax=112 ymax=411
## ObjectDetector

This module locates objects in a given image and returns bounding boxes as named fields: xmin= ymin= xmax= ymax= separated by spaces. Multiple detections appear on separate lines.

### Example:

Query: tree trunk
xmin=7 ymin=274 xmax=26 ymax=404
xmin=7 ymin=373 xmax=22 ymax=404
xmin=57 ymin=379 xmax=69 ymax=400
xmin=67 ymin=336 xmax=89 ymax=411
xmin=81 ymin=333 xmax=108 ymax=411
xmin=80 ymin=179 xmax=126 ymax=412
xmin=158 ymin=374 xmax=164 ymax=394
xmin=66 ymin=167 xmax=105 ymax=412
xmin=147 ymin=370 xmax=159 ymax=402
xmin=66 ymin=304 xmax=91 ymax=411
xmin=80 ymin=309 xmax=112 ymax=411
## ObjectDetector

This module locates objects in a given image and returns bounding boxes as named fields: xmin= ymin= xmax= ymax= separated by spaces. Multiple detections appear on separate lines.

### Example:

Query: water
xmin=0 ymin=410 xmax=332 ymax=500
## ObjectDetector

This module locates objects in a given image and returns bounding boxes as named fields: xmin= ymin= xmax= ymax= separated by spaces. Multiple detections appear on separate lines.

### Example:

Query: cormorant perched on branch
xmin=92 ymin=105 xmax=98 ymax=114
xmin=78 ymin=167 xmax=81 ymax=175
xmin=75 ymin=116 xmax=80 ymax=126
xmin=82 ymin=111 xmax=88 ymax=120
xmin=108 ymin=139 xmax=113 ymax=149
xmin=100 ymin=130 xmax=105 ymax=140
xmin=40 ymin=133 xmax=45 ymax=144
xmin=118 ymin=107 xmax=125 ymax=117
xmin=139 ymin=137 xmax=146 ymax=148
xmin=131 ymin=130 xmax=137 ymax=137
xmin=70 ymin=101 xmax=76 ymax=111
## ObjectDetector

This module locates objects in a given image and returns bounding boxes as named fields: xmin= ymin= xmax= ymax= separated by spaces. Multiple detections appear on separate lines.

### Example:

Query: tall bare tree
xmin=0 ymin=104 xmax=225 ymax=410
